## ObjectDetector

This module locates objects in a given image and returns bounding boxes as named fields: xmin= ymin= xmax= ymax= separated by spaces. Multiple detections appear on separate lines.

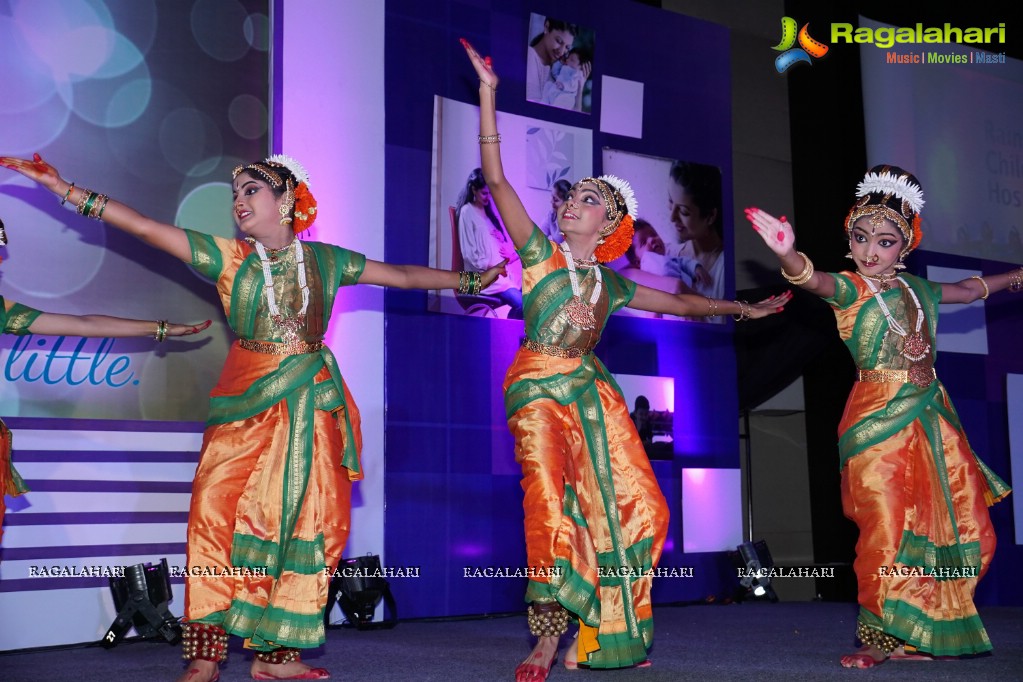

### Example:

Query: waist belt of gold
xmin=521 ymin=338 xmax=592 ymax=359
xmin=857 ymin=368 xmax=935 ymax=383
xmin=238 ymin=338 xmax=324 ymax=355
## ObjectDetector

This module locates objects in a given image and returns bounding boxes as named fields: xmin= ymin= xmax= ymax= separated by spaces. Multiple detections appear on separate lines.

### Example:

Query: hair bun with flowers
xmin=598 ymin=174 xmax=639 ymax=219
xmin=585 ymin=174 xmax=638 ymax=263
xmin=266 ymin=154 xmax=312 ymax=191
xmin=266 ymin=154 xmax=317 ymax=233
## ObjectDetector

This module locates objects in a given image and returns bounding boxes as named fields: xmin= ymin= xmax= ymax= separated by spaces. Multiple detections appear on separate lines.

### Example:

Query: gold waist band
xmin=857 ymin=368 xmax=936 ymax=384
xmin=521 ymin=338 xmax=592 ymax=359
xmin=238 ymin=338 xmax=324 ymax=355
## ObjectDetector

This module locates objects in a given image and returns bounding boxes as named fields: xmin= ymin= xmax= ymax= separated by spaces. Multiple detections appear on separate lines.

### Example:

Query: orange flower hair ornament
xmin=581 ymin=174 xmax=638 ymax=263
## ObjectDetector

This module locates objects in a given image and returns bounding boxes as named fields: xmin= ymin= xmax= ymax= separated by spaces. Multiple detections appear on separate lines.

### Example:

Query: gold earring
xmin=279 ymin=190 xmax=295 ymax=226
xmin=844 ymin=252 xmax=854 ymax=260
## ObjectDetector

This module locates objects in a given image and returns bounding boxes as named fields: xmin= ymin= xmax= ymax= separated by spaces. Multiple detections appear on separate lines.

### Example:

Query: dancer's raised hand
xmin=745 ymin=207 xmax=795 ymax=257
xmin=460 ymin=38 xmax=499 ymax=92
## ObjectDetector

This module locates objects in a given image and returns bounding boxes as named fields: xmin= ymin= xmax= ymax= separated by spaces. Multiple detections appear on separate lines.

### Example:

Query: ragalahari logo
xmin=772 ymin=17 xmax=829 ymax=72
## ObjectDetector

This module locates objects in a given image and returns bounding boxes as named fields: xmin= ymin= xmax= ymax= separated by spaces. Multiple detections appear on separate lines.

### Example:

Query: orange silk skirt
xmin=185 ymin=348 xmax=360 ymax=650
xmin=505 ymin=350 xmax=669 ymax=668
xmin=839 ymin=380 xmax=1000 ymax=655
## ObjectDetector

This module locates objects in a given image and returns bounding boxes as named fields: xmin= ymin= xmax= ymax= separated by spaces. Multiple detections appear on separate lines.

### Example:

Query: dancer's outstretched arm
xmin=2 ymin=154 xmax=191 ymax=261
xmin=27 ymin=313 xmax=211 ymax=339
xmin=629 ymin=286 xmax=791 ymax=320
xmin=939 ymin=266 xmax=1023 ymax=304
xmin=360 ymin=259 xmax=506 ymax=290
xmin=461 ymin=39 xmax=534 ymax=251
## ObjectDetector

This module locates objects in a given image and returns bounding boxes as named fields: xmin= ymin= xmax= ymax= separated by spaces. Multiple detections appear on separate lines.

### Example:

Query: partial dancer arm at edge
xmin=2 ymin=153 xmax=191 ymax=261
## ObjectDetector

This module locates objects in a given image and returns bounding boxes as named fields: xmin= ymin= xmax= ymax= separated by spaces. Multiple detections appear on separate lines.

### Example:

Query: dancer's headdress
xmin=233 ymin=154 xmax=318 ymax=233
xmin=844 ymin=164 xmax=924 ymax=259
xmin=579 ymin=175 xmax=638 ymax=262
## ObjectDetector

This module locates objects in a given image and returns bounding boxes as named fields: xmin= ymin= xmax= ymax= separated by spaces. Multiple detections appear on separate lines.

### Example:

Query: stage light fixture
xmin=729 ymin=539 xmax=778 ymax=603
xmin=325 ymin=555 xmax=397 ymax=630
xmin=101 ymin=558 xmax=181 ymax=647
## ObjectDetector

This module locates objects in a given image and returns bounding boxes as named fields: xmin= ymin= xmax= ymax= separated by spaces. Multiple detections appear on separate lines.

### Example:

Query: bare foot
xmin=840 ymin=645 xmax=888 ymax=669
xmin=250 ymin=658 xmax=329 ymax=680
xmin=516 ymin=635 xmax=559 ymax=682
xmin=176 ymin=660 xmax=219 ymax=682
xmin=564 ymin=632 xmax=578 ymax=670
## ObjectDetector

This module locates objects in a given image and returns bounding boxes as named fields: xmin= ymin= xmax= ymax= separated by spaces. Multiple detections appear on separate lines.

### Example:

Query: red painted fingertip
xmin=33 ymin=152 xmax=42 ymax=161
xmin=484 ymin=56 xmax=493 ymax=66
xmin=779 ymin=216 xmax=787 ymax=223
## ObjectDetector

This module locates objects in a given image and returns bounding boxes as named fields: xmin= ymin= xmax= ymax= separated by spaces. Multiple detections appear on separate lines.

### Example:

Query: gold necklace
xmin=561 ymin=242 xmax=602 ymax=330
xmin=857 ymin=270 xmax=897 ymax=292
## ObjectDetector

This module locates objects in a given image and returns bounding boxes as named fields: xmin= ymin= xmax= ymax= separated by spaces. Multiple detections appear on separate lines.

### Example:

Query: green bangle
xmin=80 ymin=191 xmax=98 ymax=217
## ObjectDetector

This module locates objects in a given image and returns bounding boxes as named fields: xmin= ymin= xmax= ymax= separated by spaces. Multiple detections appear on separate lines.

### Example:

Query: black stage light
xmin=325 ymin=554 xmax=397 ymax=630
xmin=729 ymin=540 xmax=779 ymax=602
xmin=101 ymin=558 xmax=181 ymax=647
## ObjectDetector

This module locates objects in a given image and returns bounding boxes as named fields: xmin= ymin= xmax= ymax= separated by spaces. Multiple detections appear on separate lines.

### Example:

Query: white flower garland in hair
xmin=598 ymin=174 xmax=638 ymax=217
xmin=266 ymin=154 xmax=312 ymax=190
xmin=856 ymin=170 xmax=924 ymax=213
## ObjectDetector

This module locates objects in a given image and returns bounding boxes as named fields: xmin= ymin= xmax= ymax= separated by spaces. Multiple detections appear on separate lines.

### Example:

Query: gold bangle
xmin=705 ymin=297 xmax=718 ymax=317
xmin=154 ymin=320 xmax=168 ymax=342
xmin=732 ymin=300 xmax=751 ymax=322
xmin=781 ymin=251 xmax=814 ymax=285
xmin=969 ymin=275 xmax=989 ymax=300
xmin=478 ymin=134 xmax=501 ymax=144
xmin=1009 ymin=268 xmax=1023 ymax=293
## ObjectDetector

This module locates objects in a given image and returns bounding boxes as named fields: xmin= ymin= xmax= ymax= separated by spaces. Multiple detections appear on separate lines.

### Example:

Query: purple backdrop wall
xmin=383 ymin=0 xmax=737 ymax=618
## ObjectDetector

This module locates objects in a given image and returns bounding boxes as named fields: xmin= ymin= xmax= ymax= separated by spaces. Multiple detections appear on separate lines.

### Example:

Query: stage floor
xmin=2 ymin=602 xmax=1021 ymax=680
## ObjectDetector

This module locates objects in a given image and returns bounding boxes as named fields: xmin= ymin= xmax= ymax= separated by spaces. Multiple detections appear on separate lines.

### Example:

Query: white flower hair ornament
xmin=266 ymin=154 xmax=312 ymax=190
xmin=599 ymin=174 xmax=639 ymax=218
xmin=856 ymin=170 xmax=924 ymax=214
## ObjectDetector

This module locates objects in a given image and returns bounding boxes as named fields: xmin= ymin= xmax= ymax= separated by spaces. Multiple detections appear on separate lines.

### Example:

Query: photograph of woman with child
xmin=525 ymin=13 xmax=595 ymax=114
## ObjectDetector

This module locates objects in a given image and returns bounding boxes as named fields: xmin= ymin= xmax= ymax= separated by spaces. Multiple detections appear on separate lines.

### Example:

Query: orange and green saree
xmin=183 ymin=232 xmax=364 ymax=651
xmin=504 ymin=228 xmax=669 ymax=668
xmin=827 ymin=272 xmax=1010 ymax=656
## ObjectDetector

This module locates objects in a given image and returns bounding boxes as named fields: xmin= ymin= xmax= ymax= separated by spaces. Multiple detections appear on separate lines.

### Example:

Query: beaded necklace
xmin=561 ymin=241 xmax=602 ymax=330
xmin=860 ymin=274 xmax=930 ymax=362
xmin=253 ymin=239 xmax=310 ymax=344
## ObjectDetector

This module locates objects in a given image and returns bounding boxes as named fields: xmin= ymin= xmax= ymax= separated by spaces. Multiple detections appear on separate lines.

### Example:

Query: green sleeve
xmin=517 ymin=225 xmax=554 ymax=268
xmin=820 ymin=272 xmax=858 ymax=309
xmin=1 ymin=297 xmax=44 ymax=335
xmin=332 ymin=246 xmax=367 ymax=287
xmin=601 ymin=267 xmax=637 ymax=313
xmin=185 ymin=229 xmax=226 ymax=280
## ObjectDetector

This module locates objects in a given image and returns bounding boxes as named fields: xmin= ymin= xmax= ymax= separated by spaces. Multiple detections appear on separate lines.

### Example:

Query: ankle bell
xmin=527 ymin=602 xmax=570 ymax=638
xmin=181 ymin=622 xmax=229 ymax=662
xmin=255 ymin=647 xmax=301 ymax=664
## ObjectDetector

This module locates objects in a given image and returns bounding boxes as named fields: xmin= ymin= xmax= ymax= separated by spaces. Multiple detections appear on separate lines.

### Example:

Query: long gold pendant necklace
xmin=561 ymin=242 xmax=602 ymax=330
xmin=254 ymin=239 xmax=310 ymax=344
xmin=861 ymin=274 xmax=933 ymax=386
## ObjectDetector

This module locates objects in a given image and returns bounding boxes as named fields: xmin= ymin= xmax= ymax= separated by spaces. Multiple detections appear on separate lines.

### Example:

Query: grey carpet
xmin=2 ymin=602 xmax=1021 ymax=680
